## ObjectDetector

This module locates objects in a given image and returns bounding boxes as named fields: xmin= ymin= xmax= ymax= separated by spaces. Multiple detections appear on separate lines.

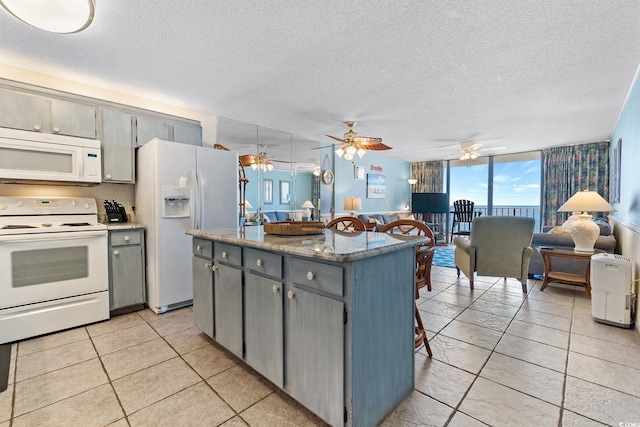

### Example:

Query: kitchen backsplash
xmin=0 ymin=183 xmax=137 ymax=223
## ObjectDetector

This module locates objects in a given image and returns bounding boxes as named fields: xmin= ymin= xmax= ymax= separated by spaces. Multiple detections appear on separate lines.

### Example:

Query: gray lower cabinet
xmin=285 ymin=285 xmax=344 ymax=426
xmin=192 ymin=239 xmax=214 ymax=337
xmin=244 ymin=248 xmax=284 ymax=387
xmin=108 ymin=229 xmax=146 ymax=314
xmin=213 ymin=243 xmax=243 ymax=357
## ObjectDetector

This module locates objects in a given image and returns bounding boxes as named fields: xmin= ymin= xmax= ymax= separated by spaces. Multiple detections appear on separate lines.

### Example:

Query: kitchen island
xmin=187 ymin=226 xmax=428 ymax=427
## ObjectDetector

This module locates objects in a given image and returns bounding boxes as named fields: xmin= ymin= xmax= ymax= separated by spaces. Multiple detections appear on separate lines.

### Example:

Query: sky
xmin=449 ymin=158 xmax=541 ymax=206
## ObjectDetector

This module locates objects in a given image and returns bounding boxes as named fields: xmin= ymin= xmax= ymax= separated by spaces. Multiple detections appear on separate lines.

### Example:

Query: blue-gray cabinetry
xmin=108 ymin=228 xmax=146 ymax=315
xmin=192 ymin=239 xmax=214 ymax=337
xmin=189 ymin=228 xmax=422 ymax=427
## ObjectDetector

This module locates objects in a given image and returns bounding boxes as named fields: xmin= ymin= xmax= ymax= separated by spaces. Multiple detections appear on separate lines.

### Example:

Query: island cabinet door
xmin=285 ymin=286 xmax=344 ymax=427
xmin=244 ymin=273 xmax=283 ymax=387
xmin=192 ymin=256 xmax=214 ymax=338
xmin=214 ymin=263 xmax=243 ymax=357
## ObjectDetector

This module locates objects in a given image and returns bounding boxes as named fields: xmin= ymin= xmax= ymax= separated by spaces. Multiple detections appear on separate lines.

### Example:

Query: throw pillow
xmin=593 ymin=218 xmax=612 ymax=236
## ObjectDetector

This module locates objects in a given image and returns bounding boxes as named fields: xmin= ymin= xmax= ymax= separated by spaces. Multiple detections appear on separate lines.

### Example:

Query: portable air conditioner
xmin=590 ymin=253 xmax=634 ymax=328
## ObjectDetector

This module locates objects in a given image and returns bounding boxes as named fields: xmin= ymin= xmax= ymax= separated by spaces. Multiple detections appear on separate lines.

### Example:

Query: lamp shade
xmin=1 ymin=0 xmax=95 ymax=33
xmin=557 ymin=190 xmax=615 ymax=213
xmin=301 ymin=200 xmax=314 ymax=209
xmin=242 ymin=200 xmax=253 ymax=209
xmin=343 ymin=197 xmax=362 ymax=212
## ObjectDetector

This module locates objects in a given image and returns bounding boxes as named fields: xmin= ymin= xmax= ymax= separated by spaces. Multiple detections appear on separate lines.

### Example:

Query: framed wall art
xmin=367 ymin=173 xmax=386 ymax=199
xmin=279 ymin=180 xmax=290 ymax=204
xmin=263 ymin=179 xmax=273 ymax=204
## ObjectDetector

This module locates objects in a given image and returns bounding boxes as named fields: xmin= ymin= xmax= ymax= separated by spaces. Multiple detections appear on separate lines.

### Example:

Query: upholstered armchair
xmin=454 ymin=216 xmax=535 ymax=293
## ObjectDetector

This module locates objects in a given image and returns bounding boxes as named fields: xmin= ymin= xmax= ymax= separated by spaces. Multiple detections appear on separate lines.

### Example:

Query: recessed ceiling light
xmin=0 ymin=0 xmax=95 ymax=34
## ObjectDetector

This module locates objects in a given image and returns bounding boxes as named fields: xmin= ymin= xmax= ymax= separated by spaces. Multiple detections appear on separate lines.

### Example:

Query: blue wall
xmin=609 ymin=71 xmax=640 ymax=229
xmin=323 ymin=149 xmax=412 ymax=215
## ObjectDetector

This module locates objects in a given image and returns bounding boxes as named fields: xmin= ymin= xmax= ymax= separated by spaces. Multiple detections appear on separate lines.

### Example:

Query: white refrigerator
xmin=136 ymin=138 xmax=238 ymax=313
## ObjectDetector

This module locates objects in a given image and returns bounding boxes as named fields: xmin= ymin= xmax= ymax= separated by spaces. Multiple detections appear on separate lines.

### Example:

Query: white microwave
xmin=0 ymin=128 xmax=101 ymax=185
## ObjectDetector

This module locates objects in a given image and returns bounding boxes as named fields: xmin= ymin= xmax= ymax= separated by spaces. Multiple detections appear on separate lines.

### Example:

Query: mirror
xmin=216 ymin=117 xmax=320 ymax=224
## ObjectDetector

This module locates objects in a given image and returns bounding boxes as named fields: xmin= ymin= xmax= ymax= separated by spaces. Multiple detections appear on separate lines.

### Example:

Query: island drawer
xmin=214 ymin=243 xmax=242 ymax=267
xmin=192 ymin=238 xmax=213 ymax=258
xmin=245 ymin=248 xmax=282 ymax=279
xmin=290 ymin=258 xmax=343 ymax=297
xmin=110 ymin=230 xmax=142 ymax=246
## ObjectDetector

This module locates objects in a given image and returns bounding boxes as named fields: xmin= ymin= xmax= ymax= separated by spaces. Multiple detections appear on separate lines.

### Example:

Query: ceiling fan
xmin=239 ymin=144 xmax=289 ymax=172
xmin=432 ymin=138 xmax=506 ymax=161
xmin=324 ymin=121 xmax=391 ymax=160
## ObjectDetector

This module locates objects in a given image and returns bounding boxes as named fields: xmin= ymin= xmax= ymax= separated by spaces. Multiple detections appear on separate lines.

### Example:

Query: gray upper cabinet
xmin=0 ymin=88 xmax=96 ymax=138
xmin=173 ymin=122 xmax=202 ymax=146
xmin=135 ymin=115 xmax=170 ymax=147
xmin=50 ymin=98 xmax=96 ymax=138
xmin=0 ymin=88 xmax=45 ymax=132
xmin=101 ymin=109 xmax=134 ymax=183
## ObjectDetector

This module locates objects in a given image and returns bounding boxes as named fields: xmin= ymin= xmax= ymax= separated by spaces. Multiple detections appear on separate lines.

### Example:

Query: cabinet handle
xmin=205 ymin=262 xmax=211 ymax=269
xmin=287 ymin=290 xmax=295 ymax=299
xmin=52 ymin=126 xmax=60 ymax=133
xmin=272 ymin=284 xmax=280 ymax=293
xmin=306 ymin=271 xmax=315 ymax=280
xmin=222 ymin=251 xmax=227 ymax=258
xmin=33 ymin=124 xmax=41 ymax=131
xmin=113 ymin=249 xmax=119 ymax=255
xmin=211 ymin=265 xmax=218 ymax=272
xmin=256 ymin=259 xmax=263 ymax=266
xmin=105 ymin=174 xmax=112 ymax=180
xmin=123 ymin=235 xmax=130 ymax=241
xmin=196 ymin=245 xmax=201 ymax=251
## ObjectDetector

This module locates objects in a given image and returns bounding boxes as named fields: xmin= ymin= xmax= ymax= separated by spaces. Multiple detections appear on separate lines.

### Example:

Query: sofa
xmin=357 ymin=212 xmax=416 ymax=231
xmin=527 ymin=218 xmax=616 ymax=277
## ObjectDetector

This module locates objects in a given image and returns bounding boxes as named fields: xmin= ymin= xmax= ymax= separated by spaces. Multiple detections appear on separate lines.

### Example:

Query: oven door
xmin=0 ymin=230 xmax=108 ymax=309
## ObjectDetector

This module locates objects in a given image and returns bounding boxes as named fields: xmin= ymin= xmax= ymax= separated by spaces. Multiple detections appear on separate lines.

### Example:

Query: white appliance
xmin=591 ymin=253 xmax=634 ymax=328
xmin=0 ymin=197 xmax=109 ymax=344
xmin=0 ymin=128 xmax=101 ymax=185
xmin=136 ymin=139 xmax=239 ymax=313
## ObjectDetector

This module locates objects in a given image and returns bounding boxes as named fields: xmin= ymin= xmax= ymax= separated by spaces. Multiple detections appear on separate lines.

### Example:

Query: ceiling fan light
xmin=267 ymin=163 xmax=274 ymax=171
xmin=250 ymin=163 xmax=258 ymax=170
xmin=357 ymin=148 xmax=366 ymax=158
xmin=1 ymin=0 xmax=95 ymax=33
xmin=343 ymin=153 xmax=354 ymax=161
xmin=345 ymin=145 xmax=357 ymax=156
xmin=470 ymin=152 xmax=479 ymax=160
xmin=335 ymin=148 xmax=344 ymax=158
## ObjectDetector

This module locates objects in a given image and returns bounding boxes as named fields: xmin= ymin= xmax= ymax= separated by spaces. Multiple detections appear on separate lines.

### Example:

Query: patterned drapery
xmin=411 ymin=161 xmax=444 ymax=193
xmin=541 ymin=142 xmax=610 ymax=226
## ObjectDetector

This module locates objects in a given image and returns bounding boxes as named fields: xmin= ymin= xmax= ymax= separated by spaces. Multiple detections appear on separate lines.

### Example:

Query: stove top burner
xmin=2 ymin=225 xmax=38 ymax=229
xmin=61 ymin=222 xmax=92 ymax=227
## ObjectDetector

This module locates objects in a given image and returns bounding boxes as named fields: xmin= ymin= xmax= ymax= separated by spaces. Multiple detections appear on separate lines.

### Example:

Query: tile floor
xmin=1 ymin=265 xmax=640 ymax=426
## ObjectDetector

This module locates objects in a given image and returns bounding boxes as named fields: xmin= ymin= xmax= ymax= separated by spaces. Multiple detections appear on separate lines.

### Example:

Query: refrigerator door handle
xmin=197 ymin=170 xmax=204 ymax=230
xmin=191 ymin=169 xmax=199 ymax=229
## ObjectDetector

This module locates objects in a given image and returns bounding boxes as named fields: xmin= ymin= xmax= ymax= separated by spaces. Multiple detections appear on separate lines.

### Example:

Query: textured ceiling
xmin=1 ymin=1 xmax=640 ymax=162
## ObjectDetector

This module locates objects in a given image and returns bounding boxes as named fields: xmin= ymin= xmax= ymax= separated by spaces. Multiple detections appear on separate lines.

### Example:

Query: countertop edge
xmin=187 ymin=228 xmax=429 ymax=262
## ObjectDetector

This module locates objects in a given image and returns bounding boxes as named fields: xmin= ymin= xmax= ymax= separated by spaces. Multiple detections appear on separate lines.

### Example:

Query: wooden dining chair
xmin=380 ymin=219 xmax=434 ymax=356
xmin=326 ymin=216 xmax=367 ymax=232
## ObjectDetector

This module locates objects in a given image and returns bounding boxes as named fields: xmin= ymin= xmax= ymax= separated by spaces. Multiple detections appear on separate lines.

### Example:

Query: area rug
xmin=432 ymin=245 xmax=456 ymax=268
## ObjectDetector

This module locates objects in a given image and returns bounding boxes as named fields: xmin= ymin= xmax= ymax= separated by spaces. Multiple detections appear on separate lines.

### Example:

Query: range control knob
xmin=84 ymin=203 xmax=91 ymax=209
xmin=0 ymin=203 xmax=7 ymax=210
xmin=70 ymin=200 xmax=78 ymax=207
xmin=16 ymin=200 xmax=24 ymax=207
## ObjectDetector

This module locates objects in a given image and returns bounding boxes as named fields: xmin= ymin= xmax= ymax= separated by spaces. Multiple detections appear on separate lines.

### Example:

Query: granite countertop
xmin=105 ymin=222 xmax=146 ymax=230
xmin=187 ymin=226 xmax=429 ymax=262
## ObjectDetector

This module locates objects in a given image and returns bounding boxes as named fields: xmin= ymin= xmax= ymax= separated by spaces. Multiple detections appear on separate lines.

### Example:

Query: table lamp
xmin=344 ymin=197 xmax=362 ymax=216
xmin=301 ymin=200 xmax=314 ymax=221
xmin=557 ymin=190 xmax=615 ymax=253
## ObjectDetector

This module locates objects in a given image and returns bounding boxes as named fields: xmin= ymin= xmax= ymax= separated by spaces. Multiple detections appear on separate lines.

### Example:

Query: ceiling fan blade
xmin=361 ymin=141 xmax=392 ymax=151
xmin=354 ymin=136 xmax=383 ymax=145
xmin=326 ymin=134 xmax=347 ymax=143
xmin=310 ymin=144 xmax=336 ymax=150
xmin=239 ymin=154 xmax=256 ymax=166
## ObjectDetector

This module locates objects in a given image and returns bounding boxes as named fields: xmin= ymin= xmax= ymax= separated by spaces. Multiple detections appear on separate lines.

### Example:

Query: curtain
xmin=542 ymin=142 xmax=609 ymax=226
xmin=411 ymin=161 xmax=444 ymax=193
xmin=311 ymin=175 xmax=321 ymax=220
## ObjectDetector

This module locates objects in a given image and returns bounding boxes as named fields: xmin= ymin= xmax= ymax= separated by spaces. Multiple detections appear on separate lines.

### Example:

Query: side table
xmin=537 ymin=246 xmax=605 ymax=297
